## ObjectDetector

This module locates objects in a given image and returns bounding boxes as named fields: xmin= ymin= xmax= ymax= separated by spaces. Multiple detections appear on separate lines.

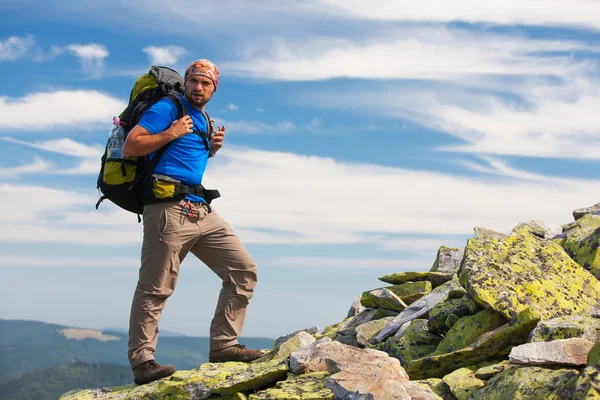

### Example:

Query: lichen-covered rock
xmin=257 ymin=331 xmax=316 ymax=363
xmin=373 ymin=281 xmax=455 ymax=343
xmin=359 ymin=288 xmax=408 ymax=312
xmin=325 ymin=372 xmax=439 ymax=400
xmin=448 ymin=274 xmax=468 ymax=299
xmin=355 ymin=317 xmax=395 ymax=347
xmin=529 ymin=315 xmax=600 ymax=343
xmin=442 ymin=368 xmax=484 ymax=400
xmin=406 ymin=308 xmax=540 ymax=379
xmin=415 ymin=378 xmax=455 ymax=400
xmin=588 ymin=341 xmax=600 ymax=366
xmin=430 ymin=246 xmax=464 ymax=274
xmin=433 ymin=309 xmax=507 ymax=356
xmin=557 ymin=214 xmax=600 ymax=276
xmin=273 ymin=327 xmax=319 ymax=349
xmin=509 ymin=338 xmax=594 ymax=366
xmin=60 ymin=360 xmax=289 ymax=400
xmin=473 ymin=227 xmax=508 ymax=240
xmin=469 ymin=365 xmax=579 ymax=400
xmin=372 ymin=308 xmax=398 ymax=320
xmin=474 ymin=360 xmax=511 ymax=380
xmin=572 ymin=366 xmax=600 ymax=400
xmin=315 ymin=318 xmax=352 ymax=340
xmin=511 ymin=220 xmax=551 ymax=239
xmin=249 ymin=371 xmax=334 ymax=400
xmin=378 ymin=271 xmax=453 ymax=288
xmin=459 ymin=225 xmax=600 ymax=320
xmin=361 ymin=282 xmax=432 ymax=307
xmin=428 ymin=296 xmax=482 ymax=335
xmin=371 ymin=319 xmax=441 ymax=366
xmin=335 ymin=309 xmax=378 ymax=347
xmin=573 ymin=202 xmax=600 ymax=221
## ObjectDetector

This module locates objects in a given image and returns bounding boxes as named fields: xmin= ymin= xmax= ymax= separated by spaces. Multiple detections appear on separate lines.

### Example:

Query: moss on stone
xmin=414 ymin=378 xmax=455 ymax=399
xmin=406 ymin=308 xmax=540 ymax=380
xmin=529 ymin=315 xmax=600 ymax=343
xmin=428 ymin=295 xmax=482 ymax=335
xmin=572 ymin=366 xmax=600 ymax=400
xmin=249 ymin=371 xmax=334 ymax=400
xmin=470 ymin=365 xmax=579 ymax=400
xmin=442 ymin=367 xmax=484 ymax=400
xmin=474 ymin=360 xmax=511 ymax=380
xmin=378 ymin=271 xmax=453 ymax=288
xmin=360 ymin=288 xmax=407 ymax=312
xmin=433 ymin=309 xmax=507 ymax=356
xmin=315 ymin=318 xmax=352 ymax=340
xmin=458 ymin=225 xmax=600 ymax=320
xmin=371 ymin=319 xmax=441 ymax=366
xmin=558 ymin=215 xmax=600 ymax=272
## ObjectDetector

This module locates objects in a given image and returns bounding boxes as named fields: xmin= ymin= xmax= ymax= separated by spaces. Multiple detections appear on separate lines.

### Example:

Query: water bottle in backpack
xmin=107 ymin=116 xmax=125 ymax=159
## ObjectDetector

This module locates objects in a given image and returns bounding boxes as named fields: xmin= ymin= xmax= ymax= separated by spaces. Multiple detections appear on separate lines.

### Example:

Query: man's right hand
xmin=168 ymin=116 xmax=194 ymax=140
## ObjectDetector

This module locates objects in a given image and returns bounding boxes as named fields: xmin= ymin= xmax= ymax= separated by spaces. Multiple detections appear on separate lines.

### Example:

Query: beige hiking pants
xmin=128 ymin=199 xmax=258 ymax=369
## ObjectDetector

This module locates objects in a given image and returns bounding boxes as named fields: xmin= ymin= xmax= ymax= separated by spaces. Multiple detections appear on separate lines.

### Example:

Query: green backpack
xmin=95 ymin=66 xmax=214 ymax=216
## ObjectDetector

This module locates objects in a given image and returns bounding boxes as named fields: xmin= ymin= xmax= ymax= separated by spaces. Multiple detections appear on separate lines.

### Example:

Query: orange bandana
xmin=184 ymin=59 xmax=220 ymax=91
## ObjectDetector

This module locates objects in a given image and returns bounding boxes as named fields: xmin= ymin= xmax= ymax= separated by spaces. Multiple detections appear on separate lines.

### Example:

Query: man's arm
xmin=123 ymin=116 xmax=194 ymax=157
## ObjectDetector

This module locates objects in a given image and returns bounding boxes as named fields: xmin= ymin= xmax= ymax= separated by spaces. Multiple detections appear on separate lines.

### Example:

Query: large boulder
xmin=430 ymin=246 xmax=464 ymax=274
xmin=379 ymin=271 xmax=453 ymax=288
xmin=442 ymin=367 xmax=484 ymax=400
xmin=427 ymin=295 xmax=482 ymax=335
xmin=249 ymin=371 xmax=334 ymax=400
xmin=509 ymin=338 xmax=594 ymax=367
xmin=573 ymin=202 xmax=600 ymax=221
xmin=556 ymin=214 xmax=600 ymax=278
xmin=371 ymin=319 xmax=441 ymax=366
xmin=459 ymin=225 xmax=600 ymax=320
xmin=528 ymin=315 xmax=600 ymax=343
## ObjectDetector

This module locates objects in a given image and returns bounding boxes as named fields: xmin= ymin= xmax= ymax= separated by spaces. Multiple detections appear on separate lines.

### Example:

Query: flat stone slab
xmin=509 ymin=338 xmax=595 ymax=366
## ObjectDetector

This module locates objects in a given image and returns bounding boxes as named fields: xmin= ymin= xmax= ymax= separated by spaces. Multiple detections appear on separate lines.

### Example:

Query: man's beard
xmin=185 ymin=92 xmax=209 ymax=108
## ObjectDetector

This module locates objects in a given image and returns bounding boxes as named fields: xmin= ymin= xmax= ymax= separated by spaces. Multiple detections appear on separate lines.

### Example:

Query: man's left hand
xmin=210 ymin=125 xmax=225 ymax=156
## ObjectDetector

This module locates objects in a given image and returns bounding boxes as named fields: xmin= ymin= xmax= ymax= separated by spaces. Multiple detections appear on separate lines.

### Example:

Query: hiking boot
xmin=132 ymin=360 xmax=176 ymax=385
xmin=209 ymin=344 xmax=263 ymax=362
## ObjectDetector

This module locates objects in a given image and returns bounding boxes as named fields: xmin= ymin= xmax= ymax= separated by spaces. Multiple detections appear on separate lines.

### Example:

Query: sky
xmin=1 ymin=0 xmax=600 ymax=341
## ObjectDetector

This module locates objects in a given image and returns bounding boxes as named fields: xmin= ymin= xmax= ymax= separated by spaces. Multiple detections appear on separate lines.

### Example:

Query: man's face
xmin=184 ymin=75 xmax=215 ymax=108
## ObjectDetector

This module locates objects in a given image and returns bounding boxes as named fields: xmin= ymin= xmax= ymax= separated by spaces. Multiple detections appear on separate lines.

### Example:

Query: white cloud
xmin=0 ymin=91 xmax=126 ymax=131
xmin=318 ymin=0 xmax=600 ymax=30
xmin=0 ymin=157 xmax=53 ymax=177
xmin=224 ymin=27 xmax=597 ymax=82
xmin=221 ymin=120 xmax=295 ymax=134
xmin=33 ymin=45 xmax=66 ymax=62
xmin=1 ymin=137 xmax=103 ymax=158
xmin=0 ymin=35 xmax=35 ymax=61
xmin=226 ymin=103 xmax=239 ymax=111
xmin=0 ymin=145 xmax=598 ymax=252
xmin=143 ymin=45 xmax=187 ymax=65
xmin=68 ymin=43 xmax=109 ymax=75
xmin=0 ymin=255 xmax=139 ymax=267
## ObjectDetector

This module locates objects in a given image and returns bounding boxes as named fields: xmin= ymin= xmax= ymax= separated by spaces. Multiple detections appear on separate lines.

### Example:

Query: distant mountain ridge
xmin=0 ymin=319 xmax=274 ymax=384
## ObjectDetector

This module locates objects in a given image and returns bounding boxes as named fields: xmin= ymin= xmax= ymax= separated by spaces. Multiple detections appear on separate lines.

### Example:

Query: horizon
xmin=2 ymin=1 xmax=600 ymax=339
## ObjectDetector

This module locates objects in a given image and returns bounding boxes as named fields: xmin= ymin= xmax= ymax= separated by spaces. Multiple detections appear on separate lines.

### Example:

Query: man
xmin=123 ymin=59 xmax=262 ymax=386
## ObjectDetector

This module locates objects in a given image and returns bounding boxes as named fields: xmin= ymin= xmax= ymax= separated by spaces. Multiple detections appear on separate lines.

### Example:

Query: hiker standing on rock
xmin=123 ymin=59 xmax=262 ymax=385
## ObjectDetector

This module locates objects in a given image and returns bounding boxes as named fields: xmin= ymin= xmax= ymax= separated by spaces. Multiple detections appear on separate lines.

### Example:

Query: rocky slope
xmin=61 ymin=203 xmax=600 ymax=399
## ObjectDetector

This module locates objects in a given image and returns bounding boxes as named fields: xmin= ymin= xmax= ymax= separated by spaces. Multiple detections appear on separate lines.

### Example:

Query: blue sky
xmin=2 ymin=0 xmax=600 ymax=340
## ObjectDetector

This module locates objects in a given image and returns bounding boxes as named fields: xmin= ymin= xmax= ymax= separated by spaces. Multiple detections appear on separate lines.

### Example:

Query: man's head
xmin=183 ymin=59 xmax=220 ymax=108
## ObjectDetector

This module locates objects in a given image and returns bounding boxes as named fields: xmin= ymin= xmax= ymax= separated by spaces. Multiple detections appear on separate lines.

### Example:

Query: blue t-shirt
xmin=137 ymin=96 xmax=210 ymax=203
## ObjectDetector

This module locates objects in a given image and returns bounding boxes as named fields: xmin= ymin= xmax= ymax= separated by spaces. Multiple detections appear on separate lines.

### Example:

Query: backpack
xmin=95 ymin=66 xmax=214 ymax=216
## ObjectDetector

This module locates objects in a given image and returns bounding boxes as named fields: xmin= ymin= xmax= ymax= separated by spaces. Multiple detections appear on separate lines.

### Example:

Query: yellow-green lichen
xmin=529 ymin=315 xmax=600 ymax=343
xmin=249 ymin=371 xmax=334 ymax=400
xmin=359 ymin=288 xmax=407 ymax=312
xmin=442 ymin=367 xmax=484 ymax=400
xmin=371 ymin=319 xmax=441 ymax=366
xmin=458 ymin=225 xmax=600 ymax=320
xmin=474 ymin=360 xmax=511 ymax=380
xmin=406 ymin=308 xmax=540 ymax=380
xmin=470 ymin=365 xmax=579 ymax=400
xmin=428 ymin=295 xmax=482 ymax=335
xmin=558 ymin=215 xmax=600 ymax=272
xmin=432 ymin=309 xmax=507 ymax=356
xmin=378 ymin=271 xmax=453 ymax=288
xmin=315 ymin=318 xmax=352 ymax=340
xmin=572 ymin=366 xmax=600 ymax=400
xmin=414 ymin=378 xmax=453 ymax=399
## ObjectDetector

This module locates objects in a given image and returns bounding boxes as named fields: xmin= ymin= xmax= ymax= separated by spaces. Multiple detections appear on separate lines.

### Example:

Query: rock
xmin=316 ymin=318 xmax=353 ymax=340
xmin=509 ymin=338 xmax=595 ymax=366
xmin=378 ymin=271 xmax=453 ymax=288
xmin=60 ymin=359 xmax=289 ymax=400
xmin=473 ymin=227 xmax=508 ymax=240
xmin=257 ymin=331 xmax=316 ymax=363
xmin=325 ymin=372 xmax=440 ymax=400
xmin=474 ymin=360 xmax=511 ymax=380
xmin=372 ymin=281 xmax=454 ymax=344
xmin=573 ymin=202 xmax=600 ymax=221
xmin=556 ymin=214 xmax=600 ymax=277
xmin=372 ymin=319 xmax=441 ymax=366
xmin=432 ymin=309 xmax=507 ymax=356
xmin=406 ymin=308 xmax=540 ymax=380
xmin=356 ymin=317 xmax=395 ymax=347
xmin=529 ymin=315 xmax=600 ymax=343
xmin=386 ymin=281 xmax=433 ymax=305
xmin=588 ymin=341 xmax=600 ymax=366
xmin=359 ymin=288 xmax=408 ymax=312
xmin=447 ymin=274 xmax=468 ymax=299
xmin=336 ymin=309 xmax=379 ymax=347
xmin=459 ymin=225 xmax=600 ymax=320
xmin=249 ymin=371 xmax=334 ymax=400
xmin=372 ymin=308 xmax=399 ymax=320
xmin=469 ymin=365 xmax=579 ymax=400
xmin=289 ymin=339 xmax=408 ymax=380
xmin=511 ymin=220 xmax=551 ymax=239
xmin=572 ymin=365 xmax=600 ymax=399
xmin=414 ymin=378 xmax=455 ymax=400
xmin=430 ymin=246 xmax=464 ymax=274
xmin=427 ymin=296 xmax=482 ymax=335
xmin=274 ymin=327 xmax=318 ymax=349
xmin=347 ymin=295 xmax=366 ymax=318
xmin=442 ymin=367 xmax=484 ymax=400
